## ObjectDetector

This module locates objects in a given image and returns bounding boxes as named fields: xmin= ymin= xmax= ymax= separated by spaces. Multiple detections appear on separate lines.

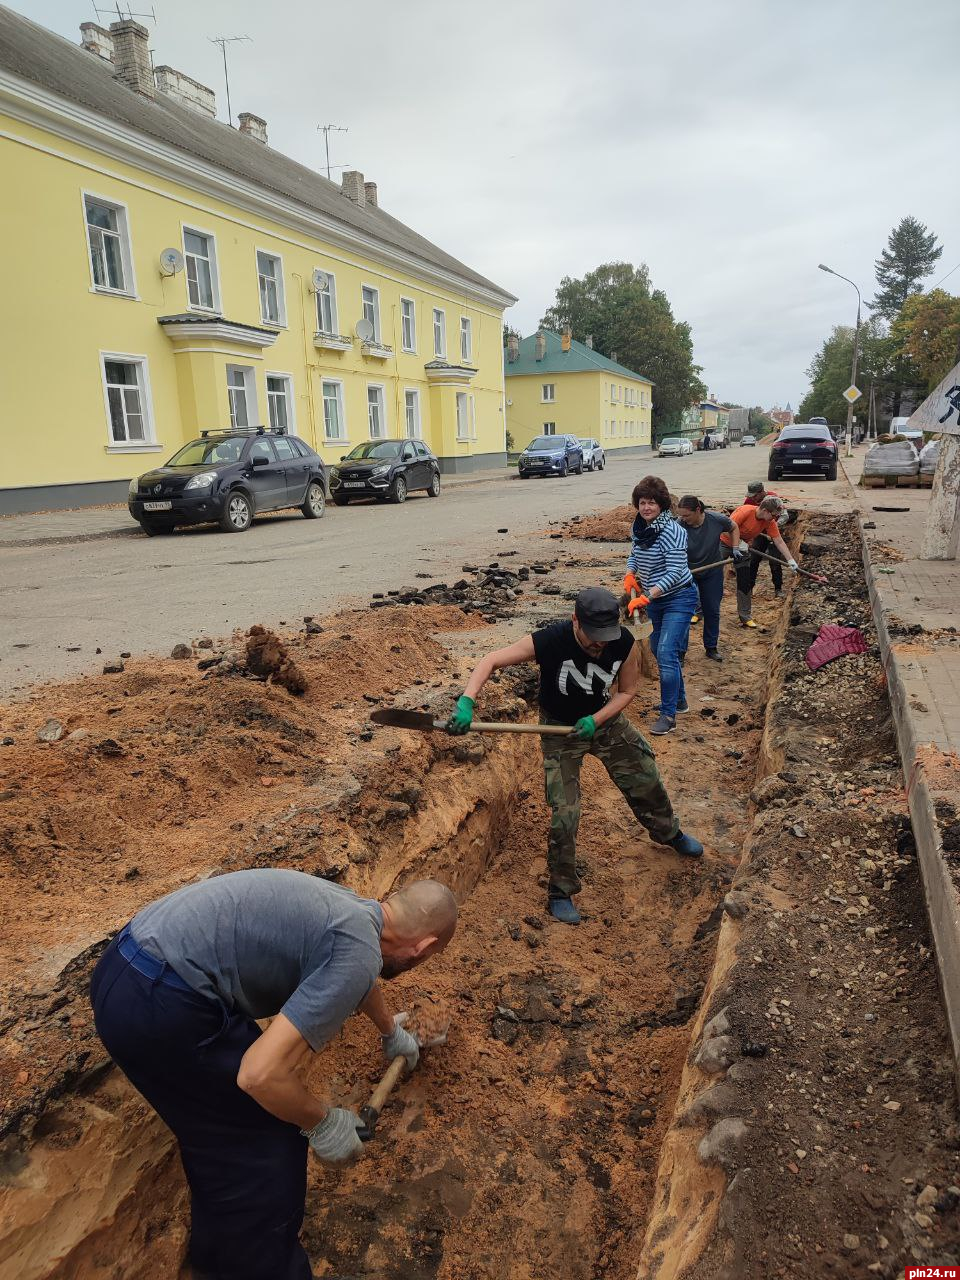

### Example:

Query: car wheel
xmin=559 ymin=460 xmax=568 ymax=477
xmin=825 ymin=463 xmax=838 ymax=481
xmin=333 ymin=495 xmax=350 ymax=506
xmin=220 ymin=490 xmax=253 ymax=533
xmin=392 ymin=474 xmax=408 ymax=504
xmin=519 ymin=470 xmax=530 ymax=478
xmin=427 ymin=471 xmax=440 ymax=497
xmin=301 ymin=481 xmax=326 ymax=519
xmin=139 ymin=518 xmax=174 ymax=537
xmin=767 ymin=468 xmax=780 ymax=482
xmin=598 ymin=457 xmax=605 ymax=470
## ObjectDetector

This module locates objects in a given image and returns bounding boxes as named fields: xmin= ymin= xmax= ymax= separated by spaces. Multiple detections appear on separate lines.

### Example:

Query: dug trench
xmin=0 ymin=510 xmax=956 ymax=1279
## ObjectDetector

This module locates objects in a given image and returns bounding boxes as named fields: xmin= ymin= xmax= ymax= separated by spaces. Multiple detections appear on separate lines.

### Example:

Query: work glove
xmin=731 ymin=546 xmax=747 ymax=561
xmin=573 ymin=715 xmax=596 ymax=741
xmin=304 ymin=1107 xmax=364 ymax=1165
xmin=445 ymin=695 xmax=475 ymax=735
xmin=627 ymin=593 xmax=650 ymax=616
xmin=623 ymin=571 xmax=641 ymax=596
xmin=787 ymin=559 xmax=799 ymax=572
xmin=382 ymin=1013 xmax=420 ymax=1070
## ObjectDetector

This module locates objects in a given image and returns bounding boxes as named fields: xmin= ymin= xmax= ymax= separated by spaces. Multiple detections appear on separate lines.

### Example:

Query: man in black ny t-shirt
xmin=447 ymin=587 xmax=702 ymax=924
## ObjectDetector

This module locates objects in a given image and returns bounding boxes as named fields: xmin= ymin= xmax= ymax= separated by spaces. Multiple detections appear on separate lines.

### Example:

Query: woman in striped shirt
xmin=623 ymin=475 xmax=699 ymax=735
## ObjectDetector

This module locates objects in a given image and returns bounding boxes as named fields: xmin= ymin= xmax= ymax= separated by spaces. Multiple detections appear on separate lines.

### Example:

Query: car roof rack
xmin=199 ymin=425 xmax=287 ymax=438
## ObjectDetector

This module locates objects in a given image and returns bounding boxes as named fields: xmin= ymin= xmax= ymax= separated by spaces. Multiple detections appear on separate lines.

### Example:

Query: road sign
xmin=907 ymin=360 xmax=960 ymax=438
xmin=842 ymin=385 xmax=862 ymax=404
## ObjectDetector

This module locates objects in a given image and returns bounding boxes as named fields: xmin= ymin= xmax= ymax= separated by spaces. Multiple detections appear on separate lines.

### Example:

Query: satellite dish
xmin=309 ymin=268 xmax=330 ymax=293
xmin=159 ymin=247 xmax=184 ymax=276
xmin=355 ymin=317 xmax=375 ymax=342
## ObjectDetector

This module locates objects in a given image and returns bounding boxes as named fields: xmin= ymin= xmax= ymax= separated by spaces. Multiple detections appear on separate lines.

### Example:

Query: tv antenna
xmin=208 ymin=35 xmax=251 ymax=126
xmin=93 ymin=3 xmax=156 ymax=20
xmin=317 ymin=123 xmax=348 ymax=180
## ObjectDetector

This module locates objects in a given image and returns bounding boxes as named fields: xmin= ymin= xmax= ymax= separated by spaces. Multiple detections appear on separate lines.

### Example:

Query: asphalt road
xmin=0 ymin=446 xmax=854 ymax=696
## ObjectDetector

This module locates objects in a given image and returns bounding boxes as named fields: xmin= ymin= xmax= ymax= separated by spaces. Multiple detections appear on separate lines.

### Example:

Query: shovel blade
xmin=369 ymin=708 xmax=439 ymax=732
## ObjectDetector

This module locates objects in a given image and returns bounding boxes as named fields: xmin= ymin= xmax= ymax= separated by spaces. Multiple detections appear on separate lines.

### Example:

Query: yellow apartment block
xmin=0 ymin=8 xmax=515 ymax=512
xmin=505 ymin=331 xmax=653 ymax=455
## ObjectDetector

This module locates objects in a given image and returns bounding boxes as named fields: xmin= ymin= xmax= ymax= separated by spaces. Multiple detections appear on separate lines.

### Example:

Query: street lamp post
xmin=818 ymin=263 xmax=862 ymax=458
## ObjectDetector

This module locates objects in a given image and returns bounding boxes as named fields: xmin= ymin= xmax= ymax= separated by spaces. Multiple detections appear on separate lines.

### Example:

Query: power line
xmin=208 ymin=35 xmax=251 ymax=127
xmin=932 ymin=261 xmax=960 ymax=290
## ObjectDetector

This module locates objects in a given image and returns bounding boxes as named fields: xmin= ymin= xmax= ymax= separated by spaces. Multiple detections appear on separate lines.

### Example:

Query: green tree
xmin=503 ymin=323 xmax=521 ymax=348
xmin=748 ymin=407 xmax=775 ymax=436
xmin=540 ymin=262 xmax=706 ymax=437
xmin=798 ymin=320 xmax=896 ymax=423
xmin=871 ymin=217 xmax=943 ymax=320
xmin=890 ymin=289 xmax=960 ymax=391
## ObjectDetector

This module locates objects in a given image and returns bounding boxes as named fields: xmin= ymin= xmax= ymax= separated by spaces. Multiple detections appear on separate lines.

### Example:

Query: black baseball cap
xmin=574 ymin=587 xmax=622 ymax=642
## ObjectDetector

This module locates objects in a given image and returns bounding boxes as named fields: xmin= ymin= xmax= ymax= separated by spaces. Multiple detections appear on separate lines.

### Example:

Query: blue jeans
xmin=647 ymin=583 xmax=698 ymax=719
xmin=696 ymin=567 xmax=724 ymax=651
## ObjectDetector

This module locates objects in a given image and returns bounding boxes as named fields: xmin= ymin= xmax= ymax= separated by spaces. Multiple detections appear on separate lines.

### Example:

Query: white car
xmin=578 ymin=438 xmax=606 ymax=471
xmin=658 ymin=437 xmax=693 ymax=457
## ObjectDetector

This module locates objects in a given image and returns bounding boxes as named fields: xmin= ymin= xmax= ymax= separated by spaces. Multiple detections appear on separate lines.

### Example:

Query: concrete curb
xmin=855 ymin=522 xmax=960 ymax=1093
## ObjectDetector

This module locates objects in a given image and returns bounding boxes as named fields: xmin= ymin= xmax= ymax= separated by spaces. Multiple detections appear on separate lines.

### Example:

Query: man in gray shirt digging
xmin=90 ymin=869 xmax=458 ymax=1280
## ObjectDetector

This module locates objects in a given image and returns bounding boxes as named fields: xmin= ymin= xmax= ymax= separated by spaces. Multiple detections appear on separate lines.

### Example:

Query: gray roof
xmin=0 ymin=5 xmax=515 ymax=304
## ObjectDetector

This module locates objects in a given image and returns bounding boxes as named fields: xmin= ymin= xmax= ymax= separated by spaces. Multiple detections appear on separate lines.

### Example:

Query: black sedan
xmin=767 ymin=425 xmax=838 ymax=481
xmin=329 ymin=439 xmax=440 ymax=504
xmin=128 ymin=428 xmax=327 ymax=535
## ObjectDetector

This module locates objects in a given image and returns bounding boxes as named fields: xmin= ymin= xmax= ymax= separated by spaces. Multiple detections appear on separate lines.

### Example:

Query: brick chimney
xmin=80 ymin=22 xmax=114 ymax=61
xmin=110 ymin=20 xmax=154 ymax=97
xmin=507 ymin=334 xmax=519 ymax=363
xmin=561 ymin=327 xmax=572 ymax=352
xmin=238 ymin=112 xmax=268 ymax=144
xmin=155 ymin=66 xmax=217 ymax=117
xmin=341 ymin=171 xmax=366 ymax=208
xmin=364 ymin=181 xmax=378 ymax=208
xmin=585 ymin=335 xmax=594 ymax=350
xmin=535 ymin=331 xmax=547 ymax=362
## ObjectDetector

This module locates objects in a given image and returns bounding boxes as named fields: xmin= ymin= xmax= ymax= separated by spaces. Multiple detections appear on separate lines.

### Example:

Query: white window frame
xmin=316 ymin=269 xmax=339 ymax=334
xmin=99 ymin=352 xmax=156 ymax=451
xmin=469 ymin=393 xmax=478 ymax=440
xmin=361 ymin=284 xmax=381 ymax=343
xmin=433 ymin=308 xmax=446 ymax=358
xmin=322 ymin=379 xmax=347 ymax=442
xmin=265 ymin=371 xmax=295 ymax=433
xmin=460 ymin=316 xmax=472 ymax=363
xmin=541 ymin=383 xmax=556 ymax=403
xmin=182 ymin=224 xmax=221 ymax=312
xmin=226 ymin=365 xmax=257 ymax=429
xmin=256 ymin=248 xmax=286 ymax=327
xmin=403 ymin=387 xmax=422 ymax=439
xmin=83 ymin=191 xmax=136 ymax=298
xmin=400 ymin=297 xmax=417 ymax=353
xmin=367 ymin=383 xmax=387 ymax=439
xmin=543 ymin=421 xmax=557 ymax=435
xmin=456 ymin=391 xmax=470 ymax=441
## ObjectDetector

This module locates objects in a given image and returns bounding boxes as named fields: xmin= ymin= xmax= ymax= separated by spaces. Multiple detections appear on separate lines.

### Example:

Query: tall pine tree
xmin=871 ymin=217 xmax=943 ymax=320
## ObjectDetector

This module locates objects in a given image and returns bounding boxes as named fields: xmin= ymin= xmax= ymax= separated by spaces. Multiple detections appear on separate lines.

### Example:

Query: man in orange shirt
xmin=720 ymin=497 xmax=797 ymax=627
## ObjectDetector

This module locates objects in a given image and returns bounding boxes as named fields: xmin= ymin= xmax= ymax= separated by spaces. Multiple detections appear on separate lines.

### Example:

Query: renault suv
xmin=128 ymin=427 xmax=327 ymax=535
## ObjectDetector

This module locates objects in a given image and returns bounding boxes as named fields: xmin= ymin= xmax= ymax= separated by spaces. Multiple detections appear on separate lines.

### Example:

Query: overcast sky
xmin=29 ymin=0 xmax=960 ymax=408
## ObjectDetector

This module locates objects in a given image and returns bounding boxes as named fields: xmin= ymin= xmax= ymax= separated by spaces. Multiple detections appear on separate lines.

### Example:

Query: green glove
xmin=573 ymin=715 xmax=596 ymax=741
xmin=446 ymin=695 xmax=475 ymax=735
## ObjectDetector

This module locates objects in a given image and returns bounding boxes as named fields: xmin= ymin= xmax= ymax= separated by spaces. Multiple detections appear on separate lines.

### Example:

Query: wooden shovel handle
xmin=367 ymin=1054 xmax=406 ymax=1114
xmin=469 ymin=721 xmax=573 ymax=735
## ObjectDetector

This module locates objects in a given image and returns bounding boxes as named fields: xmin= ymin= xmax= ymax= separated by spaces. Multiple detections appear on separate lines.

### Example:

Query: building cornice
xmin=0 ymin=69 xmax=517 ymax=311
xmin=158 ymin=315 xmax=279 ymax=348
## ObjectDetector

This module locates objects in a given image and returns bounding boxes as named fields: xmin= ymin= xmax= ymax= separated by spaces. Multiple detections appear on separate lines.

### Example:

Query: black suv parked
xmin=767 ymin=425 xmax=838 ymax=481
xmin=128 ymin=427 xmax=327 ymax=535
xmin=329 ymin=439 xmax=441 ymax=504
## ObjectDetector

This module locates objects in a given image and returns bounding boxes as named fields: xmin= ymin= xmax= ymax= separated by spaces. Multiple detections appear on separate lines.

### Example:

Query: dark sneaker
xmin=652 ymin=699 xmax=687 ymax=715
xmin=548 ymin=896 xmax=581 ymax=925
xmin=676 ymin=698 xmax=689 ymax=714
xmin=705 ymin=648 xmax=723 ymax=662
xmin=666 ymin=831 xmax=704 ymax=857
xmin=650 ymin=714 xmax=675 ymax=735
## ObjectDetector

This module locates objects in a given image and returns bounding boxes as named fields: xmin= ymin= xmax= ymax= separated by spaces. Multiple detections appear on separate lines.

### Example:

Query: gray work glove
xmin=731 ymin=546 xmax=747 ymax=561
xmin=304 ymin=1107 xmax=364 ymax=1164
xmin=382 ymin=1012 xmax=420 ymax=1070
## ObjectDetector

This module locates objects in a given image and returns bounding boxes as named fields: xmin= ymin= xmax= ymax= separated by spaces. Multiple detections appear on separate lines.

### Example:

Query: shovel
xmin=749 ymin=544 xmax=829 ymax=585
xmin=369 ymin=707 xmax=573 ymax=736
xmin=356 ymin=1012 xmax=451 ymax=1141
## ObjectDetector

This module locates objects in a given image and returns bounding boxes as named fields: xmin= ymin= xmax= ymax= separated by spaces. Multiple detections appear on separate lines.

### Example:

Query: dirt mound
xmin=245 ymin=625 xmax=307 ymax=694
xmin=561 ymin=504 xmax=636 ymax=542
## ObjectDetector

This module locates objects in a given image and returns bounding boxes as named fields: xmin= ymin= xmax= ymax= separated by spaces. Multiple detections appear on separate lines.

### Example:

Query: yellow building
xmin=504 ymin=330 xmax=653 ymax=455
xmin=699 ymin=400 xmax=731 ymax=438
xmin=0 ymin=9 xmax=516 ymax=512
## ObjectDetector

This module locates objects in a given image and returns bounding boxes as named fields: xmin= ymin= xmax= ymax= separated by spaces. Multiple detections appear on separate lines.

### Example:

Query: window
xmin=272 ymin=436 xmax=296 ymax=461
xmin=541 ymin=383 xmax=555 ymax=403
xmin=414 ymin=442 xmax=430 ymax=459
xmin=257 ymin=250 xmax=285 ymax=326
xmin=85 ymin=196 xmax=132 ymax=293
xmin=543 ymin=422 xmax=556 ymax=435
xmin=367 ymin=385 xmax=386 ymax=438
xmin=316 ymin=271 xmax=338 ymax=334
xmin=184 ymin=228 xmax=218 ymax=310
xmin=433 ymin=308 xmax=446 ymax=358
xmin=460 ymin=316 xmax=472 ymax=363
xmin=469 ymin=394 xmax=477 ymax=440
xmin=361 ymin=285 xmax=381 ymax=342
xmin=248 ymin=438 xmax=276 ymax=466
xmin=226 ymin=366 xmax=256 ymax=428
xmin=456 ymin=392 xmax=469 ymax=440
xmin=404 ymin=388 xmax=421 ymax=438
xmin=266 ymin=373 xmax=294 ymax=432
xmin=322 ymin=380 xmax=346 ymax=441
xmin=102 ymin=356 xmax=151 ymax=443
xmin=401 ymin=298 xmax=417 ymax=352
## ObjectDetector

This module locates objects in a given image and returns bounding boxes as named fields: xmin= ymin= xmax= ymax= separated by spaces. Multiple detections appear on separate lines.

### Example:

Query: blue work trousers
xmin=90 ymin=931 xmax=313 ymax=1280
xmin=696 ymin=567 xmax=725 ymax=652
xmin=646 ymin=583 xmax=698 ymax=719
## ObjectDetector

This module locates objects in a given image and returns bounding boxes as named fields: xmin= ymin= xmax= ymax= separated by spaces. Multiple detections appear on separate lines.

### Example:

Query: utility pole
xmin=209 ymin=35 xmax=251 ymax=127
xmin=317 ymin=124 xmax=348 ymax=180
xmin=818 ymin=263 xmax=862 ymax=458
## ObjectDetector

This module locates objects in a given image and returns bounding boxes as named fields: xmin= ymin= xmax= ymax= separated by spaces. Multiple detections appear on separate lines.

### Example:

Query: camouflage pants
xmin=541 ymin=714 xmax=680 ymax=898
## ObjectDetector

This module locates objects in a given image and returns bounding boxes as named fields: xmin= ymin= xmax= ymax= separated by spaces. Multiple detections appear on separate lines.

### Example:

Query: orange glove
xmin=627 ymin=593 xmax=650 ymax=616
xmin=623 ymin=572 xmax=641 ymax=596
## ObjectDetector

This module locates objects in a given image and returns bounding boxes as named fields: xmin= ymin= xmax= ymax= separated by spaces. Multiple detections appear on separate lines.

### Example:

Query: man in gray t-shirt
xmin=91 ymin=869 xmax=458 ymax=1280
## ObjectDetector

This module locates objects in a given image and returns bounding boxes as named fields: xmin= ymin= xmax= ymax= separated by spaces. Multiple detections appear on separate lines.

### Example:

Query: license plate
xmin=143 ymin=500 xmax=172 ymax=510
xmin=343 ymin=481 xmax=366 ymax=488
xmin=792 ymin=459 xmax=812 ymax=465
